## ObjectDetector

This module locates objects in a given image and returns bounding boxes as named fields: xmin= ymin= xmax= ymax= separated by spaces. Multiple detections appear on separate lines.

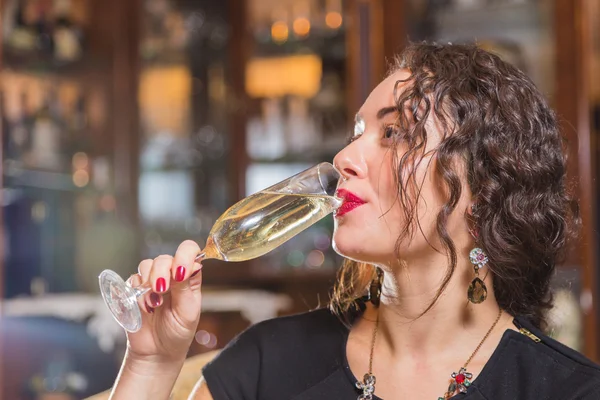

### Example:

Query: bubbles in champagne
xmin=206 ymin=191 xmax=341 ymax=262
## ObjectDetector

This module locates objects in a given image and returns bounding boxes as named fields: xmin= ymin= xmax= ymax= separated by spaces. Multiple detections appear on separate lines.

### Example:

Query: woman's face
xmin=332 ymin=69 xmax=469 ymax=266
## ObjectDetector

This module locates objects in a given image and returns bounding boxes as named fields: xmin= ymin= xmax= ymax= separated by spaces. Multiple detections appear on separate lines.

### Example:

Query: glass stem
xmin=130 ymin=250 xmax=206 ymax=299
xmin=133 ymin=284 xmax=152 ymax=298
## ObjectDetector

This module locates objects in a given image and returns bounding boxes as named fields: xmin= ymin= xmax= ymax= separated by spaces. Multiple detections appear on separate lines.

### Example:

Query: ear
xmin=469 ymin=202 xmax=478 ymax=216
xmin=466 ymin=203 xmax=479 ymax=239
xmin=463 ymin=203 xmax=477 ymax=219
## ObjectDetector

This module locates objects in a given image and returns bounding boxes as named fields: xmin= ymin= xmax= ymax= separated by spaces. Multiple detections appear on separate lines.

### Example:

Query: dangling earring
xmin=467 ymin=203 xmax=488 ymax=304
xmin=468 ymin=248 xmax=488 ymax=304
xmin=368 ymin=267 xmax=384 ymax=306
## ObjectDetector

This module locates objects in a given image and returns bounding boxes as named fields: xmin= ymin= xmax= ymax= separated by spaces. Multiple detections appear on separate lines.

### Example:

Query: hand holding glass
xmin=99 ymin=163 xmax=342 ymax=332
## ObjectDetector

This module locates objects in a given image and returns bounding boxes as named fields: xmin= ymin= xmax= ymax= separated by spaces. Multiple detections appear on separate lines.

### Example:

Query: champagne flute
xmin=99 ymin=162 xmax=343 ymax=332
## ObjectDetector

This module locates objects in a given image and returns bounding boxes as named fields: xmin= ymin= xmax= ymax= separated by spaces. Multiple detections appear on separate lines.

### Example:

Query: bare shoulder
xmin=188 ymin=376 xmax=213 ymax=400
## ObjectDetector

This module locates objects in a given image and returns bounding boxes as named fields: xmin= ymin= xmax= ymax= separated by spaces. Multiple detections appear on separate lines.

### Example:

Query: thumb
xmin=187 ymin=262 xmax=203 ymax=292
xmin=170 ymin=262 xmax=203 ymax=325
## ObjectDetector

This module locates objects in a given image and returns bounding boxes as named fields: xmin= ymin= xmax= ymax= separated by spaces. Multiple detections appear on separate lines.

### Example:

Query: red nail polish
xmin=190 ymin=269 xmax=201 ymax=278
xmin=156 ymin=277 xmax=167 ymax=293
xmin=145 ymin=304 xmax=155 ymax=314
xmin=175 ymin=266 xmax=186 ymax=282
xmin=150 ymin=292 xmax=161 ymax=307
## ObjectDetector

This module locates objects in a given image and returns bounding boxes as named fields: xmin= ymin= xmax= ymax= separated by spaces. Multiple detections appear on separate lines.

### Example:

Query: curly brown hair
xmin=330 ymin=42 xmax=580 ymax=329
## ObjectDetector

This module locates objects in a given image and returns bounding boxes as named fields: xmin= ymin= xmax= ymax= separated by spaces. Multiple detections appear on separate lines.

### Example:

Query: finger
xmin=172 ymin=240 xmax=202 ymax=283
xmin=150 ymin=255 xmax=173 ymax=295
xmin=170 ymin=262 xmax=203 ymax=328
xmin=190 ymin=261 xmax=203 ymax=281
xmin=147 ymin=291 xmax=162 ymax=309
xmin=134 ymin=259 xmax=163 ymax=310
xmin=137 ymin=259 xmax=158 ymax=309
xmin=188 ymin=262 xmax=203 ymax=289
xmin=137 ymin=259 xmax=153 ymax=284
xmin=128 ymin=274 xmax=154 ymax=314
xmin=126 ymin=273 xmax=142 ymax=287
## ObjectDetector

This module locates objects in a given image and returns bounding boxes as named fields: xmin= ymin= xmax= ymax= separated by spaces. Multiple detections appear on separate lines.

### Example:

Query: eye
xmin=382 ymin=125 xmax=401 ymax=141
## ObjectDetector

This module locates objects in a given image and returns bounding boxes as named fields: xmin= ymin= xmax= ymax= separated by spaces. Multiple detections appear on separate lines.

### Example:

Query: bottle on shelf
xmin=6 ymin=1 xmax=37 ymax=52
xmin=6 ymin=91 xmax=33 ymax=166
xmin=33 ymin=0 xmax=55 ymax=56
xmin=53 ymin=0 xmax=83 ymax=63
xmin=68 ymin=92 xmax=90 ymax=153
xmin=30 ymin=89 xmax=64 ymax=170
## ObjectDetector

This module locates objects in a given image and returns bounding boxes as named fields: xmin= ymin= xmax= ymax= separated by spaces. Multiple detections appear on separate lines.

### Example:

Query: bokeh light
xmin=195 ymin=330 xmax=218 ymax=349
xmin=73 ymin=170 xmax=89 ymax=187
xmin=314 ymin=232 xmax=331 ymax=251
xmin=287 ymin=250 xmax=305 ymax=267
xmin=306 ymin=250 xmax=325 ymax=268
xmin=72 ymin=152 xmax=89 ymax=170
xmin=271 ymin=21 xmax=289 ymax=43
xmin=293 ymin=17 xmax=310 ymax=37
xmin=325 ymin=11 xmax=342 ymax=29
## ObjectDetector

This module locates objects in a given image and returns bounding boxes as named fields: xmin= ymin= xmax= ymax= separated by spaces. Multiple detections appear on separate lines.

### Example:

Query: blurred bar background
xmin=0 ymin=0 xmax=598 ymax=399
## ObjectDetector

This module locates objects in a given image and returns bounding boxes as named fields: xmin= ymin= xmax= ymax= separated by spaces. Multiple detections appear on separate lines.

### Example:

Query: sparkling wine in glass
xmin=99 ymin=162 xmax=342 ymax=332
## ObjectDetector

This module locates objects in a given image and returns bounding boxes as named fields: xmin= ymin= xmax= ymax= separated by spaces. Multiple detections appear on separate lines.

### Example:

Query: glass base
xmin=99 ymin=269 xmax=142 ymax=332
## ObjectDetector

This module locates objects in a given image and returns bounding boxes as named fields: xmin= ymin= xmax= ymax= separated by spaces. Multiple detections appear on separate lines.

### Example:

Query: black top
xmin=202 ymin=307 xmax=600 ymax=399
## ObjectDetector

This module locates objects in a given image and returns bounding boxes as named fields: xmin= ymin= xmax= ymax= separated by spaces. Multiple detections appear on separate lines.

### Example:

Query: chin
xmin=332 ymin=233 xmax=353 ymax=258
xmin=332 ymin=234 xmax=369 ymax=263
xmin=332 ymin=230 xmax=395 ymax=265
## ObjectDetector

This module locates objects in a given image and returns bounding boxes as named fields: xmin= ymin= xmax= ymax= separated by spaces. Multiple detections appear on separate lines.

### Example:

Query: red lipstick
xmin=335 ymin=189 xmax=366 ymax=217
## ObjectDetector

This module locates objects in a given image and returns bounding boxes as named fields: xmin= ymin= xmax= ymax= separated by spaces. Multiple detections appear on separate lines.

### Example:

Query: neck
xmin=367 ymin=245 xmax=505 ymax=362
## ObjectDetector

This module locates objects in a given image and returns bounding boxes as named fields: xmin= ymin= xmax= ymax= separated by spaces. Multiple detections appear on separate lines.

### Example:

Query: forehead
xmin=358 ymin=69 xmax=412 ymax=118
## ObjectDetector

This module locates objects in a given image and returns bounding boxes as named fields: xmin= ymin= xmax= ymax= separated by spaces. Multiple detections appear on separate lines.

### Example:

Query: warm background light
xmin=73 ymin=170 xmax=90 ymax=187
xmin=293 ymin=17 xmax=311 ymax=37
xmin=325 ymin=11 xmax=342 ymax=29
xmin=72 ymin=152 xmax=89 ymax=170
xmin=245 ymin=54 xmax=322 ymax=98
xmin=138 ymin=66 xmax=191 ymax=137
xmin=271 ymin=21 xmax=289 ymax=43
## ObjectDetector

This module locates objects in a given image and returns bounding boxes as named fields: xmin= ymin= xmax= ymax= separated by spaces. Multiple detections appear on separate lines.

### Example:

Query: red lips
xmin=335 ymin=189 xmax=366 ymax=217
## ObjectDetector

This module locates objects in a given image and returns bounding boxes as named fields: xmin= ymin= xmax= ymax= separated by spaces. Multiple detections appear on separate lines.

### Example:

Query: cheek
xmin=373 ymin=155 xmax=399 ymax=211
xmin=407 ymin=158 xmax=452 ymax=246
xmin=375 ymin=155 xmax=409 ymax=233
xmin=383 ymin=154 xmax=442 ymax=251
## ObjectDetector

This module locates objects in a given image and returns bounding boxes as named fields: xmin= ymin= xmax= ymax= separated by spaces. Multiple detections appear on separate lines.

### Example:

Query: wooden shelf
xmin=200 ymin=259 xmax=337 ymax=288
xmin=1 ymin=53 xmax=110 ymax=80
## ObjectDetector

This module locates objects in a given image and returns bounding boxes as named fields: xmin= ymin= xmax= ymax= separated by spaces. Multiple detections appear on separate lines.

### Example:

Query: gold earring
xmin=468 ymin=248 xmax=488 ymax=304
xmin=369 ymin=268 xmax=384 ymax=306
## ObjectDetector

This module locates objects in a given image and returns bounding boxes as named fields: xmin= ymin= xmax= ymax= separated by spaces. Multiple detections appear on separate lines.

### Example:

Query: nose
xmin=333 ymin=143 xmax=367 ymax=180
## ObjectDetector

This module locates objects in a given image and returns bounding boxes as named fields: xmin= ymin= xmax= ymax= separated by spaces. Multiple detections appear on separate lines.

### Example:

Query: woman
xmin=109 ymin=43 xmax=600 ymax=399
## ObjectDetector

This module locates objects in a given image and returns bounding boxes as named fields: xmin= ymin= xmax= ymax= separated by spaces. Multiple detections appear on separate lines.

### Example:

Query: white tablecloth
xmin=2 ymin=290 xmax=292 ymax=353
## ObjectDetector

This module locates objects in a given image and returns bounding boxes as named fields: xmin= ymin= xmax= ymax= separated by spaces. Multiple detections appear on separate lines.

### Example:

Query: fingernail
xmin=150 ymin=292 xmax=161 ymax=307
xmin=156 ymin=277 xmax=167 ymax=293
xmin=175 ymin=266 xmax=186 ymax=282
xmin=145 ymin=304 xmax=155 ymax=314
xmin=190 ymin=269 xmax=201 ymax=278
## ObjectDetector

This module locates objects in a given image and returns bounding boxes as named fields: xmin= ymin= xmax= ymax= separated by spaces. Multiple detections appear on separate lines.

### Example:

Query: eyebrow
xmin=376 ymin=106 xmax=398 ymax=119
